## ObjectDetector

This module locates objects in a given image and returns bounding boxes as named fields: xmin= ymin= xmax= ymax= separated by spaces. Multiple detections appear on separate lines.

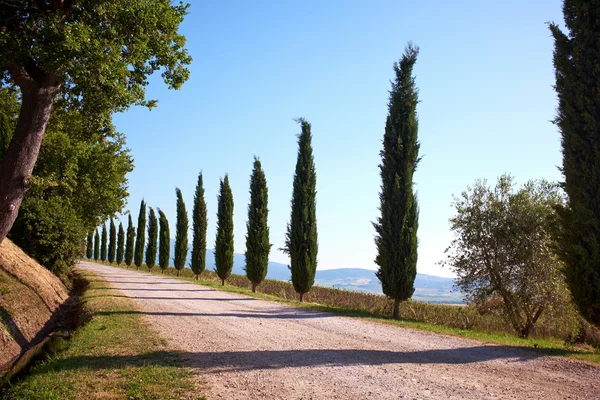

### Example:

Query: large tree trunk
xmin=0 ymin=80 xmax=58 ymax=243
xmin=393 ymin=298 xmax=400 ymax=319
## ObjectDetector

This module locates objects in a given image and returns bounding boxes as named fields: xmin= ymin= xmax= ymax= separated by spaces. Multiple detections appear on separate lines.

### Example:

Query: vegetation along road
xmin=79 ymin=261 xmax=599 ymax=400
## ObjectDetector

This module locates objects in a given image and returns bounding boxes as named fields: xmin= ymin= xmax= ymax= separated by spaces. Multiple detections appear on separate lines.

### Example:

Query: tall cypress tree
xmin=125 ymin=214 xmax=136 ymax=267
xmin=191 ymin=172 xmax=208 ymax=280
xmin=551 ymin=2 xmax=600 ymax=327
xmin=174 ymin=188 xmax=189 ymax=276
xmin=94 ymin=229 xmax=100 ymax=261
xmin=374 ymin=44 xmax=420 ymax=320
xmin=116 ymin=222 xmax=125 ymax=265
xmin=86 ymin=230 xmax=93 ymax=259
xmin=100 ymin=223 xmax=107 ymax=262
xmin=282 ymin=119 xmax=318 ymax=302
xmin=146 ymin=208 xmax=158 ymax=271
xmin=245 ymin=157 xmax=271 ymax=293
xmin=108 ymin=218 xmax=116 ymax=264
xmin=134 ymin=200 xmax=147 ymax=269
xmin=158 ymin=209 xmax=170 ymax=274
xmin=215 ymin=175 xmax=234 ymax=285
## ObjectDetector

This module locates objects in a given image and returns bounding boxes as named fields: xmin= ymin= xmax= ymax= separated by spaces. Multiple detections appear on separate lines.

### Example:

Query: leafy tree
xmin=146 ymin=208 xmax=158 ymax=271
xmin=245 ymin=157 xmax=271 ymax=293
xmin=125 ymin=214 xmax=136 ymax=267
xmin=108 ymin=218 xmax=116 ymax=264
xmin=550 ymin=1 xmax=600 ymax=327
xmin=94 ymin=229 xmax=100 ymax=261
xmin=374 ymin=44 xmax=420 ymax=319
xmin=282 ymin=119 xmax=318 ymax=302
xmin=134 ymin=200 xmax=147 ymax=269
xmin=0 ymin=0 xmax=191 ymax=244
xmin=174 ymin=188 xmax=189 ymax=276
xmin=191 ymin=172 xmax=208 ymax=280
xmin=100 ymin=223 xmax=107 ymax=262
xmin=443 ymin=175 xmax=567 ymax=338
xmin=2 ymin=99 xmax=133 ymax=273
xmin=158 ymin=209 xmax=170 ymax=274
xmin=215 ymin=176 xmax=234 ymax=285
xmin=116 ymin=222 xmax=125 ymax=266
xmin=86 ymin=231 xmax=93 ymax=259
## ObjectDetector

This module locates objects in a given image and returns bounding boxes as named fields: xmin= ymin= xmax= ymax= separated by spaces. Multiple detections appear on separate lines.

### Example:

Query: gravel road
xmin=79 ymin=262 xmax=600 ymax=400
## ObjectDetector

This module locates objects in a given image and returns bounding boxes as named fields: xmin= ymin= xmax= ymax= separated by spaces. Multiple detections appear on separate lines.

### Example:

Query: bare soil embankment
xmin=0 ymin=239 xmax=69 ymax=376
xmin=80 ymin=261 xmax=600 ymax=400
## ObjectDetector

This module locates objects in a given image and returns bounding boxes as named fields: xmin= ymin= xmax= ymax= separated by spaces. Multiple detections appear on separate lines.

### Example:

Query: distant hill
xmin=167 ymin=239 xmax=463 ymax=304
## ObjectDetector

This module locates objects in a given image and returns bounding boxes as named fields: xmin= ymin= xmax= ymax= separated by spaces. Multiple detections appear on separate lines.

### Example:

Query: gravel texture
xmin=80 ymin=262 xmax=600 ymax=400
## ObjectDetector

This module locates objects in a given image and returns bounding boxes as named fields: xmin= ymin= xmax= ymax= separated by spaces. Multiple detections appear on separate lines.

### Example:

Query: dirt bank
xmin=80 ymin=262 xmax=600 ymax=400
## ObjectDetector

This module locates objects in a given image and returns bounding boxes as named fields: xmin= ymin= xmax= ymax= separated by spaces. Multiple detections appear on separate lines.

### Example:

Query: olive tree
xmin=443 ymin=175 xmax=566 ymax=338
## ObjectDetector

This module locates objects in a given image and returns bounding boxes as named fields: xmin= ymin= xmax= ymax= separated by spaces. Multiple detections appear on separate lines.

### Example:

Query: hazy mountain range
xmin=168 ymin=240 xmax=463 ymax=304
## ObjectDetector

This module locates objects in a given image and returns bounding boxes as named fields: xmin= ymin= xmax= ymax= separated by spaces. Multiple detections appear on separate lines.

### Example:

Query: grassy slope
xmin=1 ymin=269 xmax=204 ymax=400
xmin=101 ymin=261 xmax=600 ymax=365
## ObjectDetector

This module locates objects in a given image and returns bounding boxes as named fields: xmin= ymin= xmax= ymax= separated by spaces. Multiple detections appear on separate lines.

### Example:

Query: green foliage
xmin=245 ymin=157 xmax=271 ymax=292
xmin=215 ymin=176 xmax=235 ymax=285
xmin=86 ymin=231 xmax=93 ymax=259
xmin=116 ymin=223 xmax=125 ymax=265
xmin=283 ymin=119 xmax=318 ymax=301
xmin=100 ymin=223 xmax=107 ymax=262
xmin=191 ymin=172 xmax=208 ymax=278
xmin=158 ymin=209 xmax=170 ymax=272
xmin=444 ymin=175 xmax=570 ymax=338
xmin=0 ymin=0 xmax=192 ymax=128
xmin=374 ymin=44 xmax=420 ymax=318
xmin=94 ymin=230 xmax=100 ymax=261
xmin=174 ymin=188 xmax=189 ymax=274
xmin=550 ymin=1 xmax=600 ymax=327
xmin=108 ymin=218 xmax=116 ymax=263
xmin=125 ymin=215 xmax=135 ymax=267
xmin=134 ymin=200 xmax=147 ymax=269
xmin=146 ymin=208 xmax=158 ymax=270
xmin=0 ymin=88 xmax=18 ymax=165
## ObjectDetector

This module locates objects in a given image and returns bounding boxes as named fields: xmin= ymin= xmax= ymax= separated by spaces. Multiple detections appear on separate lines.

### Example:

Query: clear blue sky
xmin=113 ymin=0 xmax=564 ymax=278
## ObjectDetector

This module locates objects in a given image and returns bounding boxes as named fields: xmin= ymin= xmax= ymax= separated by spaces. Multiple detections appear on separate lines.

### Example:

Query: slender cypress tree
xmin=215 ymin=175 xmax=234 ymax=285
xmin=245 ymin=157 xmax=271 ymax=293
xmin=146 ymin=208 xmax=158 ymax=271
xmin=374 ymin=43 xmax=420 ymax=320
xmin=125 ymin=214 xmax=136 ymax=267
xmin=134 ymin=200 xmax=147 ymax=269
xmin=174 ymin=188 xmax=189 ymax=276
xmin=158 ymin=209 xmax=170 ymax=274
xmin=108 ymin=218 xmax=116 ymax=264
xmin=100 ymin=223 xmax=107 ymax=262
xmin=116 ymin=222 xmax=125 ymax=265
xmin=191 ymin=172 xmax=208 ymax=280
xmin=94 ymin=229 xmax=100 ymax=261
xmin=86 ymin=231 xmax=93 ymax=259
xmin=282 ymin=119 xmax=318 ymax=302
xmin=550 ymin=1 xmax=600 ymax=328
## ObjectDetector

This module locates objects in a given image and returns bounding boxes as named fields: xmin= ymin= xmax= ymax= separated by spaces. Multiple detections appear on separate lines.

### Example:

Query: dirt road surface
xmin=79 ymin=262 xmax=600 ymax=399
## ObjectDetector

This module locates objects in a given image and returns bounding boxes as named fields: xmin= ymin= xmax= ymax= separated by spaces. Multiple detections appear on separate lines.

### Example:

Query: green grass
xmin=1 ymin=270 xmax=205 ymax=400
xmin=94 ymin=260 xmax=600 ymax=365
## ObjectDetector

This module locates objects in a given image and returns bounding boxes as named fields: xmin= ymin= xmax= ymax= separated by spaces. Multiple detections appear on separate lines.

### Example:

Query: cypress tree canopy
xmin=283 ymin=118 xmax=318 ymax=302
xmin=94 ymin=229 xmax=100 ymax=261
xmin=158 ymin=209 xmax=171 ymax=273
xmin=174 ymin=188 xmax=189 ymax=275
xmin=100 ymin=223 xmax=107 ymax=261
xmin=134 ymin=200 xmax=147 ymax=268
xmin=245 ymin=157 xmax=271 ymax=292
xmin=146 ymin=208 xmax=158 ymax=270
xmin=86 ymin=231 xmax=93 ymax=259
xmin=108 ymin=218 xmax=116 ymax=264
xmin=550 ymin=1 xmax=600 ymax=327
xmin=125 ymin=214 xmax=136 ymax=266
xmin=215 ymin=175 xmax=234 ymax=285
xmin=191 ymin=172 xmax=208 ymax=279
xmin=374 ymin=43 xmax=420 ymax=319
xmin=117 ymin=222 xmax=125 ymax=265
